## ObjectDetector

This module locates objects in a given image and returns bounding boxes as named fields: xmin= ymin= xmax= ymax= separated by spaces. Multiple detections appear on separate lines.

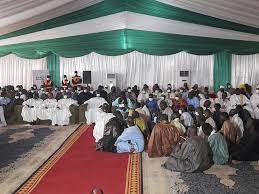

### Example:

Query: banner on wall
xmin=32 ymin=70 xmax=49 ymax=88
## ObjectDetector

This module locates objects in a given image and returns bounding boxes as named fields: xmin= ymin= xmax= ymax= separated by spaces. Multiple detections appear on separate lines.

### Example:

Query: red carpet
xmin=16 ymin=125 xmax=141 ymax=194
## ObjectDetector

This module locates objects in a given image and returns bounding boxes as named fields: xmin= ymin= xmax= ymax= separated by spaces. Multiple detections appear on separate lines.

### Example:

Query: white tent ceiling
xmin=0 ymin=0 xmax=258 ymax=37
xmin=158 ymin=0 xmax=259 ymax=28
xmin=0 ymin=0 xmax=103 ymax=35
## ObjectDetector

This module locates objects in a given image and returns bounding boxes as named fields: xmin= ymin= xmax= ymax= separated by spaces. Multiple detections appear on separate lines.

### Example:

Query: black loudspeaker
xmin=83 ymin=71 xmax=92 ymax=84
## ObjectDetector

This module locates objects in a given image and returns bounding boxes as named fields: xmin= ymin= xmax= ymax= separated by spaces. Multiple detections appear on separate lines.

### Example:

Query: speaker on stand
xmin=83 ymin=71 xmax=92 ymax=84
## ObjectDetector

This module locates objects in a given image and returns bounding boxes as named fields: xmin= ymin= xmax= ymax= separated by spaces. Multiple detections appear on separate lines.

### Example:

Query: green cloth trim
xmin=1 ymin=29 xmax=259 ymax=59
xmin=0 ymin=0 xmax=258 ymax=41
xmin=47 ymin=53 xmax=60 ymax=86
xmin=213 ymin=51 xmax=232 ymax=91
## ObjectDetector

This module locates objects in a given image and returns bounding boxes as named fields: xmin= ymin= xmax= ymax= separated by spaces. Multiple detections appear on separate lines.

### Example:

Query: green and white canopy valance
xmin=0 ymin=0 xmax=259 ymax=58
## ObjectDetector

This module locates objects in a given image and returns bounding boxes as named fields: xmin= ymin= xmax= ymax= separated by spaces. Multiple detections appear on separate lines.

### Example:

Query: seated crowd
xmin=0 ymin=74 xmax=259 ymax=172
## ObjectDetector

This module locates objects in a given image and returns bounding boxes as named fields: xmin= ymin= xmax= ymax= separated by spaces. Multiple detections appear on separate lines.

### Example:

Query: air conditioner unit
xmin=107 ymin=73 xmax=117 ymax=89
xmin=177 ymin=70 xmax=191 ymax=88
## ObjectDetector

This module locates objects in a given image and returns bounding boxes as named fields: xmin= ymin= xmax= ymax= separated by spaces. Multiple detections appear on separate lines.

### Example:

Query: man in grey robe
xmin=162 ymin=126 xmax=212 ymax=173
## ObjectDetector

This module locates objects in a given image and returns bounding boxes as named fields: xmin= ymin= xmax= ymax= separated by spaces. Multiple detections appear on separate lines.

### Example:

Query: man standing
xmin=72 ymin=71 xmax=82 ymax=88
xmin=61 ymin=75 xmax=70 ymax=89
xmin=162 ymin=126 xmax=212 ymax=172
xmin=43 ymin=75 xmax=53 ymax=92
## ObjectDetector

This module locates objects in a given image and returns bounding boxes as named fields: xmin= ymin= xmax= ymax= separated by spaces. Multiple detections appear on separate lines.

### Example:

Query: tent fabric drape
xmin=1 ymin=29 xmax=259 ymax=59
xmin=157 ymin=0 xmax=259 ymax=29
xmin=2 ymin=12 xmax=259 ymax=47
xmin=128 ymin=0 xmax=259 ymax=35
xmin=60 ymin=51 xmax=214 ymax=89
xmin=232 ymin=54 xmax=259 ymax=88
xmin=213 ymin=51 xmax=232 ymax=91
xmin=0 ymin=30 xmax=127 ymax=58
xmin=0 ymin=0 xmax=123 ymax=41
xmin=47 ymin=53 xmax=60 ymax=86
xmin=0 ymin=12 xmax=127 ymax=47
xmin=0 ymin=0 xmax=103 ymax=36
xmin=1 ymin=0 xmax=258 ymax=41
xmin=0 ymin=54 xmax=47 ymax=89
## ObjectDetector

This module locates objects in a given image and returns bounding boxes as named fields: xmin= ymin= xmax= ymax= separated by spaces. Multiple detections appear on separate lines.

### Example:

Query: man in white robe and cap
xmin=21 ymin=93 xmax=43 ymax=123
xmin=200 ymin=94 xmax=214 ymax=111
xmin=137 ymin=84 xmax=150 ymax=103
xmin=51 ymin=94 xmax=78 ymax=126
xmin=84 ymin=91 xmax=108 ymax=124
xmin=230 ymin=88 xmax=254 ymax=118
xmin=38 ymin=93 xmax=58 ymax=121
xmin=229 ymin=109 xmax=244 ymax=137
xmin=215 ymin=92 xmax=231 ymax=113
xmin=217 ymin=85 xmax=230 ymax=99
xmin=250 ymin=85 xmax=259 ymax=119
xmin=93 ymin=103 xmax=115 ymax=142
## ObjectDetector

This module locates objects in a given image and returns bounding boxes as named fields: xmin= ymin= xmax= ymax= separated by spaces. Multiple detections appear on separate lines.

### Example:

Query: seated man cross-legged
xmin=115 ymin=116 xmax=144 ymax=153
xmin=147 ymin=114 xmax=180 ymax=157
xmin=162 ymin=126 xmax=212 ymax=173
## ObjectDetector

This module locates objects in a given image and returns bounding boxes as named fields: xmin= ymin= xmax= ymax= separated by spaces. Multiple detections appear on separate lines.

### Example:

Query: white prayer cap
xmin=198 ymin=93 xmax=204 ymax=98
xmin=220 ymin=85 xmax=224 ymax=89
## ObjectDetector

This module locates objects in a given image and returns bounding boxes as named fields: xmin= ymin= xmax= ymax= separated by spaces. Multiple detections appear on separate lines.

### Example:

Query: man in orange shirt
xmin=43 ymin=75 xmax=53 ymax=92
xmin=61 ymin=75 xmax=70 ymax=89
xmin=72 ymin=71 xmax=82 ymax=89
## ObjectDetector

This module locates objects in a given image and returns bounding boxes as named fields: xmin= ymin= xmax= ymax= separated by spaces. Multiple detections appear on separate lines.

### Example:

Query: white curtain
xmin=0 ymin=54 xmax=47 ymax=89
xmin=232 ymin=54 xmax=259 ymax=88
xmin=60 ymin=51 xmax=214 ymax=90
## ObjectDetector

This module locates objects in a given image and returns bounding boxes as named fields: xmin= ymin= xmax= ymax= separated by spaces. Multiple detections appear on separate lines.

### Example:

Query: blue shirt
xmin=146 ymin=100 xmax=159 ymax=110
xmin=186 ymin=97 xmax=200 ymax=108
xmin=0 ymin=97 xmax=11 ymax=105
xmin=115 ymin=125 xmax=144 ymax=153
xmin=182 ymin=91 xmax=189 ymax=100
